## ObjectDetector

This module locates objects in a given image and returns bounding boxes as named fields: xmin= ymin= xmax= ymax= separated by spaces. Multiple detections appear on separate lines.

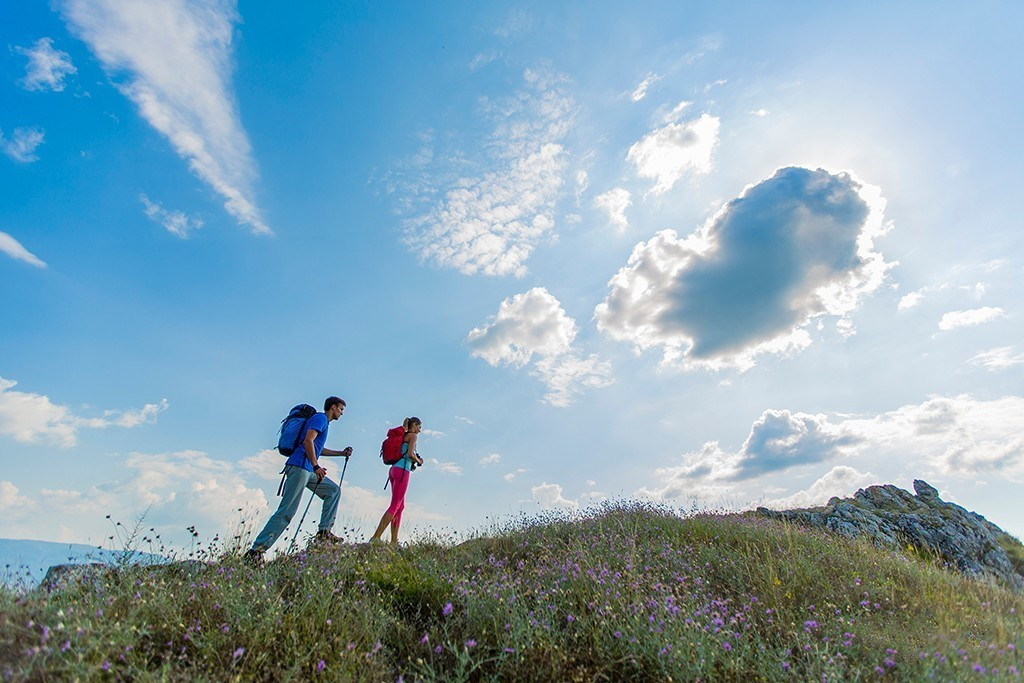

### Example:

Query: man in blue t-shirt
xmin=246 ymin=396 xmax=353 ymax=563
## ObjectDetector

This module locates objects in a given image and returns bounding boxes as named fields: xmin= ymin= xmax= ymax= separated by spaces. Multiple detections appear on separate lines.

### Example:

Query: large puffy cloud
xmin=0 ymin=231 xmax=47 ymax=268
xmin=404 ymin=69 xmax=573 ymax=277
xmin=0 ymin=377 xmax=167 ymax=448
xmin=640 ymin=395 xmax=1024 ymax=503
xmin=61 ymin=0 xmax=269 ymax=234
xmin=596 ymin=167 xmax=892 ymax=370
xmin=467 ymin=288 xmax=613 ymax=406
xmin=16 ymin=38 xmax=77 ymax=92
xmin=627 ymin=109 xmax=719 ymax=195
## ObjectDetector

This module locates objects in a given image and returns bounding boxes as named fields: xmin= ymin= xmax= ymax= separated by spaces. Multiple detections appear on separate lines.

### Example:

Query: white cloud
xmin=404 ymin=69 xmax=573 ymax=277
xmin=532 ymin=353 xmax=614 ymax=408
xmin=0 ymin=231 xmax=46 ymax=268
xmin=640 ymin=395 xmax=1024 ymax=503
xmin=479 ymin=453 xmax=501 ymax=465
xmin=0 ymin=127 xmax=45 ymax=163
xmin=898 ymin=291 xmax=924 ymax=310
xmin=61 ymin=0 xmax=269 ymax=234
xmin=596 ymin=167 xmax=893 ymax=370
xmin=630 ymin=73 xmax=661 ymax=102
xmin=0 ymin=377 xmax=167 ymax=448
xmin=531 ymin=482 xmax=578 ymax=509
xmin=750 ymin=108 xmax=769 ymax=117
xmin=594 ymin=188 xmax=632 ymax=233
xmin=421 ymin=428 xmax=446 ymax=438
xmin=575 ymin=170 xmax=589 ymax=207
xmin=140 ymin=194 xmax=203 ymax=238
xmin=467 ymin=288 xmax=613 ymax=406
xmin=16 ymin=38 xmax=77 ymax=91
xmin=627 ymin=112 xmax=719 ymax=195
xmin=0 ymin=481 xmax=30 ymax=513
xmin=969 ymin=347 xmax=1024 ymax=371
xmin=938 ymin=307 xmax=1004 ymax=331
xmin=454 ymin=415 xmax=475 ymax=425
xmin=761 ymin=465 xmax=877 ymax=510
xmin=429 ymin=459 xmax=463 ymax=475
xmin=467 ymin=287 xmax=577 ymax=366
xmin=504 ymin=468 xmax=527 ymax=483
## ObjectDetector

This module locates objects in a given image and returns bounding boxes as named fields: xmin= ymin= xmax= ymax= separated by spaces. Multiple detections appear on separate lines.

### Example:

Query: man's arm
xmin=321 ymin=446 xmax=353 ymax=457
xmin=303 ymin=429 xmax=326 ymax=480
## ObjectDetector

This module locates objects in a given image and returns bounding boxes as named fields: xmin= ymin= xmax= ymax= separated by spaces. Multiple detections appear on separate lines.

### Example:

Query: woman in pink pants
xmin=371 ymin=417 xmax=424 ymax=544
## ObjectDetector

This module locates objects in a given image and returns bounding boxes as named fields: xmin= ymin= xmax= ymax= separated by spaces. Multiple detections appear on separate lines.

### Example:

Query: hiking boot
xmin=313 ymin=530 xmax=343 ymax=545
xmin=243 ymin=548 xmax=264 ymax=567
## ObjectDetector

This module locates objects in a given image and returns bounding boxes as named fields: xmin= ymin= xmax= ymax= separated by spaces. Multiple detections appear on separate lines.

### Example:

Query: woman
xmin=371 ymin=417 xmax=424 ymax=544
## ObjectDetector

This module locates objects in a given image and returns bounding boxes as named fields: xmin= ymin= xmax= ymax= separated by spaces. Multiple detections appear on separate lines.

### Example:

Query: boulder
xmin=756 ymin=480 xmax=1024 ymax=591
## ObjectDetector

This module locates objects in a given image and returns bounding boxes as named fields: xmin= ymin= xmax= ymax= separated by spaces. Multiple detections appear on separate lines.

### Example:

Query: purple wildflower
xmin=465 ymin=639 xmax=477 ymax=648
xmin=233 ymin=647 xmax=245 ymax=659
xmin=317 ymin=660 xmax=325 ymax=671
xmin=420 ymin=634 xmax=429 ymax=644
xmin=722 ymin=641 xmax=732 ymax=651
xmin=442 ymin=602 xmax=453 ymax=616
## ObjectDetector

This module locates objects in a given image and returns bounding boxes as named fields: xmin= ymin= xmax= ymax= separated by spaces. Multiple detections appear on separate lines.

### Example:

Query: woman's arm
xmin=407 ymin=433 xmax=423 ymax=465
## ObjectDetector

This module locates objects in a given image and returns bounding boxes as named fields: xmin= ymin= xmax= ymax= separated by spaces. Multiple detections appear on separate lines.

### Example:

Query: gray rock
xmin=40 ymin=563 xmax=108 ymax=591
xmin=756 ymin=480 xmax=1024 ymax=591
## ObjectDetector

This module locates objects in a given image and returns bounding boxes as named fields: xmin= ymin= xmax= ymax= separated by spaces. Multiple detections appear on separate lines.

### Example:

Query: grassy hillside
xmin=1 ymin=503 xmax=1022 ymax=681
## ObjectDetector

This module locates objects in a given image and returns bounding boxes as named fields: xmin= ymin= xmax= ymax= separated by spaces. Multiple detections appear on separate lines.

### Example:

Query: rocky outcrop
xmin=756 ymin=480 xmax=1024 ymax=591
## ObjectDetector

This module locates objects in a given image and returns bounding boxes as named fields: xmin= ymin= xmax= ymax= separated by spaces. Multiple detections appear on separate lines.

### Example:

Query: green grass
xmin=1 ymin=503 xmax=1022 ymax=681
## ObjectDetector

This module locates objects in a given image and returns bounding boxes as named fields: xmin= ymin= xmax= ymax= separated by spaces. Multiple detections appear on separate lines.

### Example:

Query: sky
xmin=1 ymin=1 xmax=1022 ymax=554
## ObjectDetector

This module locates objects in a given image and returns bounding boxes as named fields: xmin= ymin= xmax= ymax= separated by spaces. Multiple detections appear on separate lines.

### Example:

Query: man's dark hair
xmin=324 ymin=396 xmax=346 ymax=412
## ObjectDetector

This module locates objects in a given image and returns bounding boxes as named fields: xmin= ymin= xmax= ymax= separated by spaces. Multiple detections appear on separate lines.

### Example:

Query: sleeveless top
xmin=393 ymin=441 xmax=416 ymax=471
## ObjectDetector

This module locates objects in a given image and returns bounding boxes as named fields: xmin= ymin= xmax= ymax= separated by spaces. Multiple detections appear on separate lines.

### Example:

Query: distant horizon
xmin=2 ymin=2 xmax=1022 ymax=551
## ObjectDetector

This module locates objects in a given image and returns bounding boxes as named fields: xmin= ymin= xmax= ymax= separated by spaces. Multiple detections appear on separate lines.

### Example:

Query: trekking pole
xmin=287 ymin=477 xmax=321 ymax=555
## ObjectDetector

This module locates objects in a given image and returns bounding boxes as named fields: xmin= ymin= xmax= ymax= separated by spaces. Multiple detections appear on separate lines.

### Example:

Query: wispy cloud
xmin=60 ymin=0 xmax=270 ymax=234
xmin=938 ymin=307 xmax=1004 ymax=331
xmin=429 ymin=459 xmax=463 ymax=475
xmin=630 ymin=73 xmax=661 ymax=102
xmin=0 ymin=127 xmax=45 ymax=163
xmin=479 ymin=453 xmax=501 ymax=465
xmin=0 ymin=231 xmax=46 ymax=268
xmin=0 ymin=377 xmax=167 ymax=448
xmin=594 ymin=188 xmax=632 ymax=233
xmin=596 ymin=167 xmax=893 ymax=370
xmin=140 ymin=194 xmax=203 ymax=238
xmin=404 ymin=69 xmax=574 ymax=277
xmin=467 ymin=287 xmax=613 ymax=406
xmin=15 ymin=38 xmax=77 ymax=91
xmin=969 ymin=347 xmax=1024 ymax=371
xmin=897 ymin=290 xmax=924 ymax=310
xmin=627 ymin=109 xmax=719 ymax=195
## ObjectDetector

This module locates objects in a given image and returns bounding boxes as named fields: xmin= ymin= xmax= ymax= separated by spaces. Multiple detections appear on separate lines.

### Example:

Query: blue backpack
xmin=277 ymin=404 xmax=317 ymax=456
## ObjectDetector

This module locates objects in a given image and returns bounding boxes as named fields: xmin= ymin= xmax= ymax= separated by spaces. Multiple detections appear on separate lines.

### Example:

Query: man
xmin=245 ymin=396 xmax=353 ymax=564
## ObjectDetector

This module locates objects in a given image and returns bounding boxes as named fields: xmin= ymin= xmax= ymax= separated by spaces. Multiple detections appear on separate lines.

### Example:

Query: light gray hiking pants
xmin=251 ymin=465 xmax=340 ymax=552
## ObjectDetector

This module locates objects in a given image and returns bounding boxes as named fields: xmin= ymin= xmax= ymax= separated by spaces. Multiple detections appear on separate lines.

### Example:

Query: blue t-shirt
xmin=285 ymin=412 xmax=329 ymax=471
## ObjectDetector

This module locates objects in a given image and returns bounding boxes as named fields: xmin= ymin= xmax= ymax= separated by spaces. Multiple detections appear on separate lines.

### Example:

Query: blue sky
xmin=2 ymin=1 xmax=1022 ymax=552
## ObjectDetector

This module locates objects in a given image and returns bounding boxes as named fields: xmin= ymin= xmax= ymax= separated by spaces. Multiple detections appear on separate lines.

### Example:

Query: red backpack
xmin=380 ymin=426 xmax=406 ymax=465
